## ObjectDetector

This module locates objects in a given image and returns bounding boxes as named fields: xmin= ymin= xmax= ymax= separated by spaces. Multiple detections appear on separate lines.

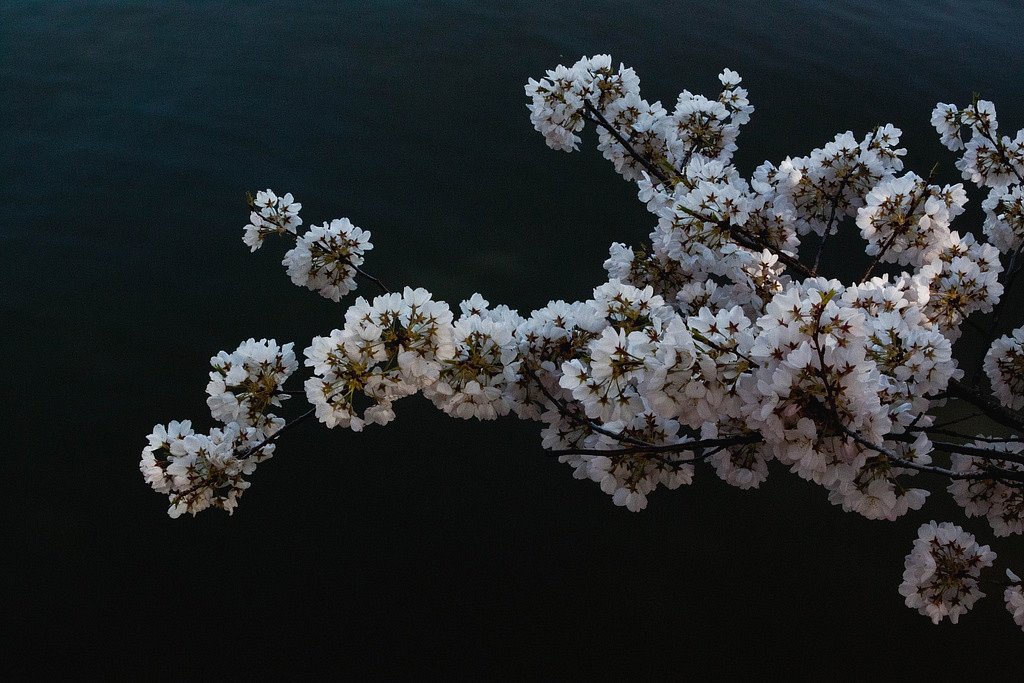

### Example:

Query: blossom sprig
xmin=143 ymin=56 xmax=1024 ymax=632
xmin=303 ymin=286 xmax=457 ymax=431
xmin=243 ymin=189 xmax=302 ymax=251
xmin=143 ymin=337 xmax=297 ymax=516
xmin=913 ymin=231 xmax=1003 ymax=338
xmin=424 ymin=296 xmax=524 ymax=420
xmin=243 ymin=189 xmax=376 ymax=303
xmin=779 ymin=125 xmax=906 ymax=240
xmin=982 ymin=184 xmax=1024 ymax=253
xmin=140 ymin=419 xmax=278 ymax=517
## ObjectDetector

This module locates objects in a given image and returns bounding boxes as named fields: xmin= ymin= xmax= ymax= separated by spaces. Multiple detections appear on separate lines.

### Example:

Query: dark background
xmin=3 ymin=0 xmax=1023 ymax=676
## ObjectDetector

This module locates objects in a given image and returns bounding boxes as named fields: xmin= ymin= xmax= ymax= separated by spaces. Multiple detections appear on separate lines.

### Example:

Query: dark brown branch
xmin=918 ymin=427 xmax=1024 ymax=444
xmin=549 ymin=434 xmax=761 ymax=458
xmin=947 ymin=378 xmax=1024 ymax=432
xmin=840 ymin=426 xmax=1024 ymax=483
xmin=887 ymin=431 xmax=1024 ymax=467
xmin=583 ymin=100 xmax=670 ymax=185
xmin=928 ymin=412 xmax=983 ymax=430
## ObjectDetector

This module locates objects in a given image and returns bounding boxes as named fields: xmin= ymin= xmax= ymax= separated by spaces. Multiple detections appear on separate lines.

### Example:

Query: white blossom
xmin=931 ymin=103 xmax=964 ymax=151
xmin=304 ymin=287 xmax=456 ymax=430
xmin=745 ymin=281 xmax=890 ymax=487
xmin=142 ymin=421 xmax=273 ymax=518
xmin=140 ymin=420 xmax=194 ymax=494
xmin=702 ymin=422 xmax=770 ymax=489
xmin=844 ymin=277 xmax=959 ymax=425
xmin=560 ymin=412 xmax=695 ymax=512
xmin=560 ymin=327 xmax=651 ymax=423
xmin=525 ymin=55 xmax=640 ymax=153
xmin=777 ymin=127 xmax=905 ymax=237
xmin=508 ymin=299 xmax=605 ymax=419
xmin=938 ymin=99 xmax=1024 ymax=188
xmin=913 ymin=231 xmax=1003 ymax=339
xmin=661 ymin=91 xmax=738 ymax=166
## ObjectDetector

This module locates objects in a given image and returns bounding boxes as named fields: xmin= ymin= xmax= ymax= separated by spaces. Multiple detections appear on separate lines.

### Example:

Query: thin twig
xmin=913 ymin=427 xmax=1024 ymax=444
xmin=928 ymin=412 xmax=983 ymax=430
xmin=241 ymin=406 xmax=317 ymax=459
xmin=355 ymin=266 xmax=391 ymax=294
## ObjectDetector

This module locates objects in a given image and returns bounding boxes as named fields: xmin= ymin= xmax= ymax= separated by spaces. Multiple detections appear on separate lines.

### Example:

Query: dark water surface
xmin=3 ymin=0 xmax=1023 ymax=675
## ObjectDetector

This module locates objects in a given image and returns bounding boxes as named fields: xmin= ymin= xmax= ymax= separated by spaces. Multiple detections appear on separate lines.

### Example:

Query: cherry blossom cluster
xmin=899 ymin=521 xmax=996 ymax=625
xmin=932 ymin=98 xmax=1024 ymax=256
xmin=283 ymin=218 xmax=373 ymax=301
xmin=143 ymin=56 xmax=1024 ymax=631
xmin=560 ymin=413 xmax=697 ymax=513
xmin=243 ymin=189 xmax=303 ymax=251
xmin=984 ymin=326 xmax=1024 ymax=410
xmin=982 ymin=184 xmax=1024 ymax=253
xmin=856 ymin=173 xmax=967 ymax=267
xmin=207 ymin=338 xmax=296 ymax=433
xmin=304 ymin=287 xmax=456 ymax=430
xmin=423 ymin=295 xmax=523 ymax=421
xmin=1007 ymin=570 xmax=1024 ymax=630
xmin=141 ymin=338 xmax=296 ymax=516
xmin=775 ymin=125 xmax=906 ymax=238
xmin=931 ymin=100 xmax=1024 ymax=189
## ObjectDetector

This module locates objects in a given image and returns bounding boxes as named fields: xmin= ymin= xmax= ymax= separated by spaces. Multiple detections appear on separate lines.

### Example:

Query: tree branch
xmin=946 ymin=378 xmax=1024 ymax=432
xmin=549 ymin=433 xmax=761 ymax=458
xmin=840 ymin=426 xmax=1024 ymax=484
xmin=582 ymin=100 xmax=814 ymax=279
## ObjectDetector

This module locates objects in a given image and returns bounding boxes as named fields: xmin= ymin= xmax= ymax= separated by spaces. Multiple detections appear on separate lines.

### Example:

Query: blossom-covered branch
xmin=143 ymin=56 xmax=1024 ymax=631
